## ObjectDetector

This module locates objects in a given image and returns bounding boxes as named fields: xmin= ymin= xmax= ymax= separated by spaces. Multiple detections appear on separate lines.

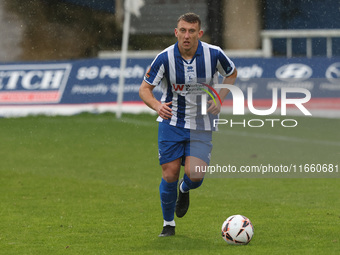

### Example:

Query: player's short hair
xmin=177 ymin=13 xmax=201 ymax=29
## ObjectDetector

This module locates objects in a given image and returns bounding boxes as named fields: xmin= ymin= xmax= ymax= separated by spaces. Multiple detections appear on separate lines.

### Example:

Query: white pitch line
xmin=218 ymin=129 xmax=340 ymax=147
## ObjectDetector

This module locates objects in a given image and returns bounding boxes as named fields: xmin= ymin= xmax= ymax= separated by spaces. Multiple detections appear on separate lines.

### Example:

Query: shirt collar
xmin=174 ymin=40 xmax=203 ymax=59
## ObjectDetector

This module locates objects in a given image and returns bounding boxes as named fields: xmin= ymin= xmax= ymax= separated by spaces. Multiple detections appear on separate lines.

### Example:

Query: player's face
xmin=175 ymin=20 xmax=203 ymax=55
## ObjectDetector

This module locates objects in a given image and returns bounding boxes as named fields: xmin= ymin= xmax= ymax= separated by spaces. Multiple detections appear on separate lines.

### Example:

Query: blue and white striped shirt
xmin=144 ymin=40 xmax=235 ymax=131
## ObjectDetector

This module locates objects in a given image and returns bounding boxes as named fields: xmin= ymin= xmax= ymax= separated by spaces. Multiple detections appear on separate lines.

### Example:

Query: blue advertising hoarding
xmin=0 ymin=57 xmax=339 ymax=117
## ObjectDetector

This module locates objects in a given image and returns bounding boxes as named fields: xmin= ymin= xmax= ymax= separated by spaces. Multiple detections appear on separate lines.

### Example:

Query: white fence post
xmin=262 ymin=36 xmax=272 ymax=58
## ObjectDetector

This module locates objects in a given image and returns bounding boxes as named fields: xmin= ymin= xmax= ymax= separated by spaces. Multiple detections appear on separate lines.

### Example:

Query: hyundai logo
xmin=325 ymin=62 xmax=340 ymax=84
xmin=275 ymin=64 xmax=312 ymax=82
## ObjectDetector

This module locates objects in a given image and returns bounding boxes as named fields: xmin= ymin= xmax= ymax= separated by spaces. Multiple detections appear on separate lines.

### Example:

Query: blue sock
xmin=181 ymin=173 xmax=203 ymax=193
xmin=159 ymin=178 xmax=178 ymax=222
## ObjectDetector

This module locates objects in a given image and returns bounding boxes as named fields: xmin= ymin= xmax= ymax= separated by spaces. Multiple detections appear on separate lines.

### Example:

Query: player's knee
xmin=162 ymin=169 xmax=180 ymax=182
xmin=161 ymin=162 xmax=181 ymax=182
xmin=185 ymin=170 xmax=204 ymax=183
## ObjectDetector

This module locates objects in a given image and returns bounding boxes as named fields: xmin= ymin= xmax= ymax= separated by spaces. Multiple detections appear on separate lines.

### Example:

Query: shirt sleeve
xmin=144 ymin=52 xmax=166 ymax=86
xmin=216 ymin=48 xmax=235 ymax=77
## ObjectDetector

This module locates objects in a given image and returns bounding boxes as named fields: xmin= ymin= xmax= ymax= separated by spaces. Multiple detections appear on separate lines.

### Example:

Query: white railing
xmin=99 ymin=29 xmax=340 ymax=59
xmin=261 ymin=29 xmax=340 ymax=58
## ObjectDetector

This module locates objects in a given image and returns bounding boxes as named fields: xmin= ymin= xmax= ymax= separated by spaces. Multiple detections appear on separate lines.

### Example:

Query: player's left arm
xmin=207 ymin=68 xmax=237 ymax=115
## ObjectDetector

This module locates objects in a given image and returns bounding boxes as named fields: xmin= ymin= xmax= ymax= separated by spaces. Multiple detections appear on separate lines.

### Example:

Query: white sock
xmin=163 ymin=220 xmax=175 ymax=227
xmin=180 ymin=182 xmax=189 ymax=193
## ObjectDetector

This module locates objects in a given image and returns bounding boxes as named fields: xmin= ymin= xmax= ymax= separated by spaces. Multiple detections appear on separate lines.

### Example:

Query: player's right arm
xmin=139 ymin=80 xmax=173 ymax=120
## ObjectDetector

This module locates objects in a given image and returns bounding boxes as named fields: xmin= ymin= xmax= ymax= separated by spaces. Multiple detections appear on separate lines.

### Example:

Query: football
xmin=221 ymin=215 xmax=254 ymax=245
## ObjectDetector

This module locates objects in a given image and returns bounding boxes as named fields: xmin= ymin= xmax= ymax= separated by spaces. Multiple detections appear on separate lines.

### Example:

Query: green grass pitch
xmin=0 ymin=113 xmax=339 ymax=254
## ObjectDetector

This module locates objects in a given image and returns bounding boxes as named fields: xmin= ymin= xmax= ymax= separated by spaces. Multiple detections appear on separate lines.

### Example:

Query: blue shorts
xmin=158 ymin=122 xmax=212 ymax=166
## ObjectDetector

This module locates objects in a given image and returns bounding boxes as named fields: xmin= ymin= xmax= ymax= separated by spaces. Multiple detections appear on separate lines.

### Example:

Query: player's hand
xmin=156 ymin=101 xmax=173 ymax=120
xmin=207 ymin=99 xmax=221 ymax=115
